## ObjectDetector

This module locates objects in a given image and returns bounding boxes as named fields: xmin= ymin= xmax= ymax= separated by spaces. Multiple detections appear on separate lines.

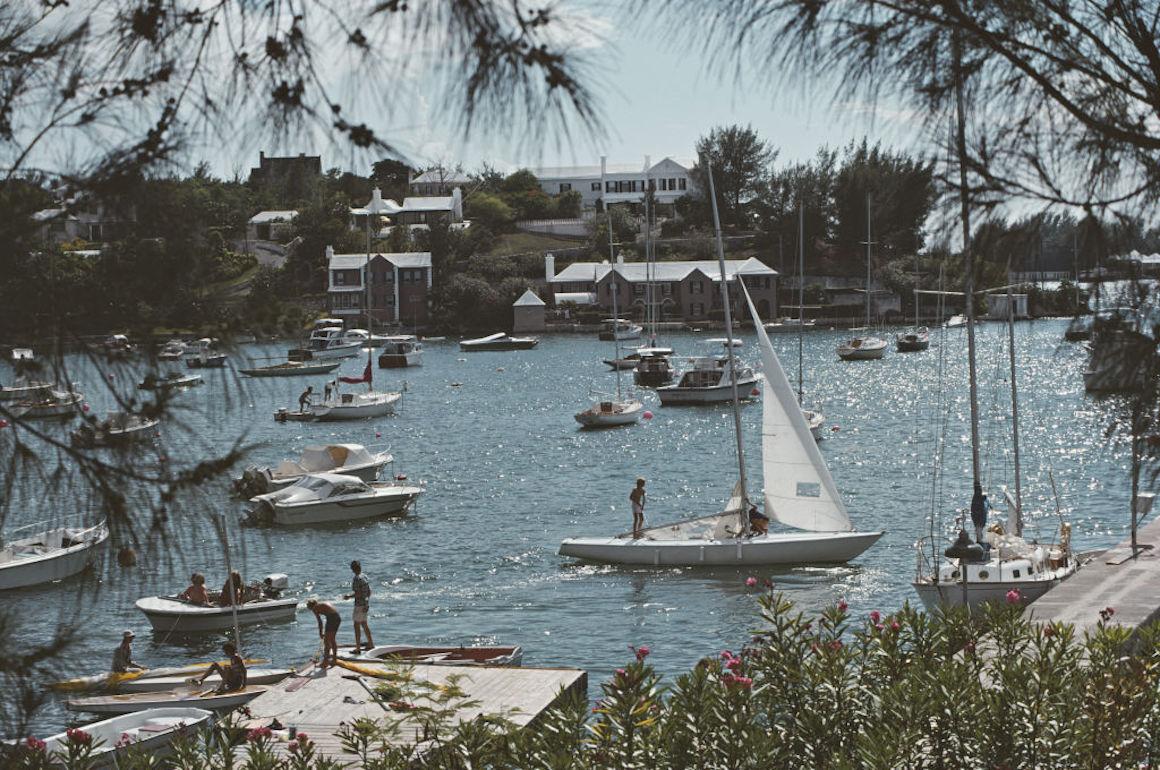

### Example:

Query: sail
xmin=723 ymin=479 xmax=746 ymax=513
xmin=741 ymin=283 xmax=853 ymax=532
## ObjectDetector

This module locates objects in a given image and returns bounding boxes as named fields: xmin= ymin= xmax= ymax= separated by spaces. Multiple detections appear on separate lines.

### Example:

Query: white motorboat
xmin=67 ymin=686 xmax=268 ymax=715
xmin=116 ymin=668 xmax=293 ymax=693
xmin=10 ymin=347 xmax=33 ymax=362
xmin=895 ymin=327 xmax=931 ymax=352
xmin=341 ymin=644 xmax=523 ymax=667
xmin=0 ymin=379 xmax=52 ymax=402
xmin=138 ymin=372 xmax=203 ymax=390
xmin=103 ymin=334 xmax=134 ymax=359
xmin=575 ymin=397 xmax=644 ymax=428
xmin=311 ymin=390 xmax=400 ymax=420
xmin=378 ymin=335 xmax=423 ymax=368
xmin=560 ymin=175 xmax=883 ymax=567
xmin=185 ymin=338 xmax=227 ymax=368
xmin=944 ymin=314 xmax=977 ymax=328
xmin=237 ymin=443 xmax=392 ymax=496
xmin=11 ymin=389 xmax=83 ymax=419
xmin=459 ymin=332 xmax=539 ymax=351
xmin=764 ymin=318 xmax=816 ymax=334
xmin=633 ymin=347 xmax=675 ymax=387
xmin=656 ymin=355 xmax=758 ymax=405
xmin=836 ymin=336 xmax=887 ymax=360
xmin=343 ymin=328 xmax=390 ymax=346
xmin=157 ymin=339 xmax=186 ymax=360
xmin=40 ymin=708 xmax=213 ymax=765
xmin=598 ymin=318 xmax=643 ymax=341
xmin=135 ymin=595 xmax=299 ymax=633
xmin=0 ymin=521 xmax=108 ymax=590
xmin=70 ymin=412 xmax=159 ymax=448
xmin=289 ymin=326 xmax=362 ymax=360
xmin=247 ymin=473 xmax=422 ymax=526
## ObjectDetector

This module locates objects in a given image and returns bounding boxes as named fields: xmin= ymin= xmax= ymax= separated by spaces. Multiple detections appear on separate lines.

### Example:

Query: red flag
xmin=339 ymin=352 xmax=373 ymax=385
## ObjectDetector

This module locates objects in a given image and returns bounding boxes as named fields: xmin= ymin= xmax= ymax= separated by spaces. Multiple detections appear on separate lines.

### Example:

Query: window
xmin=333 ymin=271 xmax=345 ymax=286
xmin=560 ymin=183 xmax=572 ymax=193
xmin=606 ymin=181 xmax=614 ymax=193
xmin=591 ymin=181 xmax=600 ymax=191
xmin=691 ymin=279 xmax=703 ymax=294
xmin=691 ymin=302 xmax=704 ymax=317
xmin=1013 ymin=569 xmax=1021 ymax=578
xmin=679 ymin=178 xmax=687 ymax=190
xmin=648 ymin=179 xmax=656 ymax=190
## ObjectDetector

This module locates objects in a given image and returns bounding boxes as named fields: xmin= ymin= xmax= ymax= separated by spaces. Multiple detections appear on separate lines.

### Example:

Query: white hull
xmin=559 ymin=530 xmax=883 ymax=566
xmin=117 ymin=668 xmax=293 ymax=693
xmin=0 ymin=523 xmax=108 ymax=590
xmin=575 ymin=400 xmax=644 ymax=427
xmin=136 ymin=596 xmax=299 ymax=633
xmin=42 ymin=708 xmax=212 ymax=766
xmin=837 ymin=338 xmax=887 ymax=360
xmin=304 ymin=342 xmax=363 ymax=359
xmin=263 ymin=460 xmax=386 ymax=492
xmin=0 ymin=381 xmax=51 ymax=401
xmin=657 ymin=376 xmax=759 ymax=404
xmin=262 ymin=486 xmax=421 ymax=525
xmin=913 ymin=576 xmax=1063 ymax=611
xmin=378 ymin=351 xmax=423 ymax=367
xmin=67 ymin=686 xmax=267 ymax=715
xmin=312 ymin=392 xmax=400 ymax=420
xmin=342 ymin=644 xmax=523 ymax=667
xmin=13 ymin=391 xmax=84 ymax=419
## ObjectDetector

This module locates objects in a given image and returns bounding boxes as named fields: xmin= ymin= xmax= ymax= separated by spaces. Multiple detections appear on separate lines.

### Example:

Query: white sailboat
xmin=836 ymin=194 xmax=887 ymax=360
xmin=896 ymin=253 xmax=931 ymax=351
xmin=559 ymin=163 xmax=883 ymax=566
xmin=310 ymin=351 xmax=401 ymax=420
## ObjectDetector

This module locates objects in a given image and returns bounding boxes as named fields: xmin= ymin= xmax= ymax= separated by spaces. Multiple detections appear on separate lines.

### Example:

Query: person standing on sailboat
xmin=971 ymin=482 xmax=989 ymax=543
xmin=630 ymin=478 xmax=646 ymax=539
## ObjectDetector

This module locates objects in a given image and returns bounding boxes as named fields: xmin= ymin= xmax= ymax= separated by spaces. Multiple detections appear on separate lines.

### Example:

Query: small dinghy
xmin=340 ymin=644 xmax=523 ymax=667
xmin=273 ymin=408 xmax=315 ymax=422
xmin=459 ymin=332 xmax=538 ymax=351
xmin=236 ymin=444 xmax=392 ymax=496
xmin=39 ymin=707 xmax=213 ymax=765
xmin=138 ymin=372 xmax=202 ymax=391
xmin=135 ymin=595 xmax=299 ymax=633
xmin=239 ymin=360 xmax=341 ymax=377
xmin=117 ymin=667 xmax=294 ymax=693
xmin=575 ymin=397 xmax=644 ymax=428
xmin=67 ymin=685 xmax=268 ymax=715
xmin=0 ymin=379 xmax=52 ymax=402
xmin=0 ymin=521 xmax=108 ymax=590
xmin=70 ymin=412 xmax=159 ymax=448
xmin=247 ymin=473 xmax=422 ymax=526
xmin=11 ymin=389 xmax=84 ymax=419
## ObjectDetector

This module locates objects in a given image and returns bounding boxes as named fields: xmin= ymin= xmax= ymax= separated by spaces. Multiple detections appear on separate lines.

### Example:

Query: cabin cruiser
xmin=103 ymin=334 xmax=134 ymax=358
xmin=157 ymin=339 xmax=186 ymax=360
xmin=247 ymin=473 xmax=423 ymax=526
xmin=11 ymin=388 xmax=84 ymax=419
xmin=598 ymin=318 xmax=643 ymax=341
xmin=185 ymin=338 xmax=227 ymax=368
xmin=895 ymin=327 xmax=930 ymax=352
xmin=459 ymin=332 xmax=538 ymax=351
xmin=378 ymin=335 xmax=423 ymax=367
xmin=289 ymin=325 xmax=362 ymax=360
xmin=343 ymin=328 xmax=390 ymax=346
xmin=0 ymin=520 xmax=109 ymax=590
xmin=656 ymin=355 xmax=758 ymax=405
xmin=236 ymin=443 xmax=393 ymax=496
xmin=70 ymin=412 xmax=159 ymax=448
xmin=633 ymin=347 xmax=675 ymax=387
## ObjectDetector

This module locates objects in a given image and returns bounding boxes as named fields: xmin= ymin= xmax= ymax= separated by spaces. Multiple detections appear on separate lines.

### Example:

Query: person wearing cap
xmin=112 ymin=630 xmax=143 ymax=673
xmin=342 ymin=560 xmax=374 ymax=654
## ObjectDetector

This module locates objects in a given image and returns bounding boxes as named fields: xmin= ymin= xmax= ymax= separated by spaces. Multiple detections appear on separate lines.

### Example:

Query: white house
xmin=532 ymin=156 xmax=695 ymax=211
xmin=349 ymin=187 xmax=467 ymax=234
xmin=246 ymin=210 xmax=298 ymax=242
xmin=409 ymin=169 xmax=472 ymax=196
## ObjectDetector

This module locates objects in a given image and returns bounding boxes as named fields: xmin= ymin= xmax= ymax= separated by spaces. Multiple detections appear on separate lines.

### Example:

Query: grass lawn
xmin=488 ymin=231 xmax=584 ymax=256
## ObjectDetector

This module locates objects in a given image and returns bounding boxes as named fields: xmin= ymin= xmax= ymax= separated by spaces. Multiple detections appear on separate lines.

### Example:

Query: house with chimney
xmin=349 ymin=187 xmax=468 ymax=234
xmin=326 ymin=246 xmax=432 ymax=327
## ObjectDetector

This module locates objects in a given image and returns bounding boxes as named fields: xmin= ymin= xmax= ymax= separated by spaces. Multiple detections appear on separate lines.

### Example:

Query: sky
xmin=237 ymin=3 xmax=926 ymax=179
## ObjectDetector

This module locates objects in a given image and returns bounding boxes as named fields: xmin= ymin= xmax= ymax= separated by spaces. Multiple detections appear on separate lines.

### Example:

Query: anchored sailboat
xmin=837 ymin=194 xmax=888 ymax=360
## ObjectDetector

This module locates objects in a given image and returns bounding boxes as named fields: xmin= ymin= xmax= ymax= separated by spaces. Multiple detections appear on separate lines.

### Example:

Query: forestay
xmin=743 ymin=285 xmax=853 ymax=533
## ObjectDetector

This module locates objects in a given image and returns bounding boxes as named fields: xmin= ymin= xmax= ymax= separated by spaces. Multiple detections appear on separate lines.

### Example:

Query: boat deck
xmin=235 ymin=662 xmax=586 ymax=765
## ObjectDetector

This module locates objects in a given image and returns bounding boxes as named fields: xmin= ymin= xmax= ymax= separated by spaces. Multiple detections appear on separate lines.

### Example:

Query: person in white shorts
xmin=343 ymin=559 xmax=374 ymax=653
xmin=630 ymin=478 xmax=646 ymax=539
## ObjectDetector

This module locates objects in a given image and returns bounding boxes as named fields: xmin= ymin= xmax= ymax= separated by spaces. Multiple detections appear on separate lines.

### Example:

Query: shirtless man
xmin=307 ymin=599 xmax=342 ymax=667
xmin=195 ymin=641 xmax=247 ymax=693
xmin=630 ymin=478 xmax=646 ymax=539
xmin=178 ymin=572 xmax=209 ymax=605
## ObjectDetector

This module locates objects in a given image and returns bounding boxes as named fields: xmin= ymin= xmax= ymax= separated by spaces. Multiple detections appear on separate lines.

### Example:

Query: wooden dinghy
xmin=66 ymin=685 xmax=269 ymax=715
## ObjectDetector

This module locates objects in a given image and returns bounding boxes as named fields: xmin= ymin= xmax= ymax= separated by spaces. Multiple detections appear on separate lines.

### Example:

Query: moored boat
xmin=289 ymin=325 xmax=362 ymax=360
xmin=598 ymin=318 xmax=643 ymax=341
xmin=377 ymin=335 xmax=423 ymax=368
xmin=157 ymin=339 xmax=186 ymax=360
xmin=656 ymin=355 xmax=758 ymax=405
xmin=138 ymin=372 xmax=202 ymax=390
xmin=459 ymin=332 xmax=538 ymax=351
xmin=575 ymin=397 xmax=644 ymax=428
xmin=67 ymin=686 xmax=268 ymax=715
xmin=895 ymin=327 xmax=930 ymax=352
xmin=239 ymin=360 xmax=342 ymax=377
xmin=0 ymin=521 xmax=109 ymax=590
xmin=633 ymin=348 xmax=674 ymax=387
xmin=70 ymin=412 xmax=159 ymax=448
xmin=38 ymin=708 xmax=213 ymax=765
xmin=116 ymin=667 xmax=293 ymax=693
xmin=311 ymin=390 xmax=400 ymax=420
xmin=185 ymin=338 xmax=227 ymax=368
xmin=836 ymin=335 xmax=888 ymax=360
xmin=246 ymin=473 xmax=422 ymax=526
xmin=135 ymin=595 xmax=299 ymax=633
xmin=11 ymin=389 xmax=84 ymax=419
xmin=51 ymin=659 xmax=272 ymax=693
xmin=0 ymin=379 xmax=52 ymax=402
xmin=340 ymin=644 xmax=523 ymax=666
xmin=236 ymin=443 xmax=392 ymax=496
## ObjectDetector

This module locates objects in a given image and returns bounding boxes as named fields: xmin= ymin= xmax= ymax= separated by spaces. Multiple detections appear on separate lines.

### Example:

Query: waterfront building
xmin=326 ymin=246 xmax=432 ymax=326
xmin=512 ymin=288 xmax=547 ymax=333
xmin=532 ymin=156 xmax=695 ymax=212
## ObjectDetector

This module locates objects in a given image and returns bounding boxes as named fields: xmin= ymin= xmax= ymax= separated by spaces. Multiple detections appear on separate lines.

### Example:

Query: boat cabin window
xmin=1012 ymin=569 xmax=1021 ymax=578
xmin=299 ymin=477 xmax=332 ymax=491
xmin=978 ymin=570 xmax=989 ymax=580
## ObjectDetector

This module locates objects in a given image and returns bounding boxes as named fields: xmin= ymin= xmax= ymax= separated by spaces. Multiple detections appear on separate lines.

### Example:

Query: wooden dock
xmin=237 ymin=662 xmax=586 ymax=765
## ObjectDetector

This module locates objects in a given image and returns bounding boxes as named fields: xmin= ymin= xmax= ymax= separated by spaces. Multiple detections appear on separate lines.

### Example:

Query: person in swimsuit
xmin=178 ymin=572 xmax=209 ymax=605
xmin=196 ymin=641 xmax=247 ymax=693
xmin=342 ymin=560 xmax=374 ymax=654
xmin=112 ymin=630 xmax=143 ymax=673
xmin=307 ymin=599 xmax=341 ymax=667
xmin=218 ymin=571 xmax=243 ymax=607
xmin=298 ymin=386 xmax=313 ymax=412
xmin=629 ymin=478 xmax=646 ymax=539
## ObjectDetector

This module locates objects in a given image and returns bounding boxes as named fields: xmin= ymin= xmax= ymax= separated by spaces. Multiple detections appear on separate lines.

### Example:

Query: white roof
xmin=401 ymin=196 xmax=454 ymax=212
xmin=512 ymin=289 xmax=546 ymax=307
xmin=329 ymin=252 xmax=432 ymax=270
xmin=554 ymin=292 xmax=597 ymax=305
xmin=248 ymin=210 xmax=298 ymax=224
xmin=1116 ymin=250 xmax=1160 ymax=265
xmin=550 ymin=257 xmax=776 ymax=284
xmin=411 ymin=169 xmax=471 ymax=185
xmin=532 ymin=156 xmax=692 ymax=181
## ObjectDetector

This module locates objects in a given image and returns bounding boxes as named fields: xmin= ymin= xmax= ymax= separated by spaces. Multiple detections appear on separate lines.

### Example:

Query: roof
xmin=1115 ymin=250 xmax=1160 ymax=265
xmin=532 ymin=156 xmax=692 ymax=181
xmin=401 ymin=196 xmax=455 ymax=213
xmin=329 ymin=252 xmax=432 ymax=270
xmin=550 ymin=257 xmax=777 ymax=284
xmin=554 ymin=292 xmax=597 ymax=305
xmin=512 ymin=289 xmax=546 ymax=307
xmin=411 ymin=169 xmax=471 ymax=185
xmin=249 ymin=210 xmax=298 ymax=224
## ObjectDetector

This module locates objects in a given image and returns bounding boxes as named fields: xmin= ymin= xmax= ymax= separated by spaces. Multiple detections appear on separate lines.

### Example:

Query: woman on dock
xmin=307 ymin=599 xmax=342 ymax=667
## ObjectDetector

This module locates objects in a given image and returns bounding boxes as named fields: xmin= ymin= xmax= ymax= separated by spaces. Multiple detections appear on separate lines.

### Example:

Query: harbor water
xmin=3 ymin=320 xmax=1139 ymax=733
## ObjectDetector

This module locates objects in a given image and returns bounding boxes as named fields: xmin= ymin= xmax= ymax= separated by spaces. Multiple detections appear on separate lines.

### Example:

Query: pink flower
xmin=874 ymin=623 xmax=885 ymax=632
xmin=726 ymin=675 xmax=753 ymax=689
xmin=116 ymin=732 xmax=134 ymax=748
xmin=964 ymin=640 xmax=976 ymax=655
xmin=66 ymin=728 xmax=91 ymax=746
xmin=24 ymin=737 xmax=46 ymax=752
xmin=837 ymin=599 xmax=848 ymax=613
xmin=890 ymin=620 xmax=901 ymax=632
xmin=763 ymin=578 xmax=774 ymax=588
xmin=634 ymin=645 xmax=650 ymax=661
xmin=869 ymin=610 xmax=881 ymax=625
xmin=1005 ymin=589 xmax=1021 ymax=604
xmin=245 ymin=727 xmax=272 ymax=743
xmin=829 ymin=640 xmax=843 ymax=651
xmin=720 ymin=650 xmax=734 ymax=660
xmin=726 ymin=657 xmax=742 ymax=671
xmin=745 ymin=577 xmax=757 ymax=587
xmin=296 ymin=731 xmax=308 ymax=743
xmin=615 ymin=668 xmax=626 ymax=679
xmin=1043 ymin=625 xmax=1055 ymax=638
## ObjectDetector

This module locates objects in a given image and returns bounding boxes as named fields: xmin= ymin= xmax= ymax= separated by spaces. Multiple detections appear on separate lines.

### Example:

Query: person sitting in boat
xmin=307 ymin=599 xmax=342 ymax=668
xmin=178 ymin=572 xmax=209 ymax=605
xmin=218 ymin=571 xmax=244 ymax=607
xmin=195 ymin=641 xmax=247 ymax=693
xmin=112 ymin=630 xmax=143 ymax=673
xmin=748 ymin=505 xmax=770 ymax=536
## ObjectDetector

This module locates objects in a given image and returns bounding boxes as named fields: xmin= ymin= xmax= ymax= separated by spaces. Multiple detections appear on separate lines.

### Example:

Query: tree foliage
xmin=692 ymin=124 xmax=777 ymax=226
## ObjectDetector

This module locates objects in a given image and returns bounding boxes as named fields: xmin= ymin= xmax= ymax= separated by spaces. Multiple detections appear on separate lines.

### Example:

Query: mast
xmin=1006 ymin=285 xmax=1023 ymax=535
xmin=954 ymin=30 xmax=983 ymax=484
xmin=865 ymin=194 xmax=873 ymax=327
xmin=705 ymin=159 xmax=750 ymax=528
xmin=643 ymin=155 xmax=656 ymax=347
xmin=364 ymin=209 xmax=372 ymax=335
xmin=602 ymin=157 xmax=623 ymax=401
xmin=797 ymin=202 xmax=805 ymax=406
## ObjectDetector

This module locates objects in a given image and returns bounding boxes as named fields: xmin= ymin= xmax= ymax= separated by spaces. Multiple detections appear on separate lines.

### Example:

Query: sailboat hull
xmin=912 ymin=576 xmax=1063 ymax=611
xmin=558 ymin=530 xmax=883 ymax=566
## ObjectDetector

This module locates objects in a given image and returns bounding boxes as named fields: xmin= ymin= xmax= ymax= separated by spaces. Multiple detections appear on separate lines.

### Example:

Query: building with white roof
xmin=512 ymin=288 xmax=547 ymax=333
xmin=409 ymin=169 xmax=472 ymax=196
xmin=246 ymin=210 xmax=298 ymax=242
xmin=326 ymin=246 xmax=433 ymax=326
xmin=547 ymin=255 xmax=778 ymax=321
xmin=532 ymin=156 xmax=695 ymax=211
xmin=349 ymin=187 xmax=466 ymax=234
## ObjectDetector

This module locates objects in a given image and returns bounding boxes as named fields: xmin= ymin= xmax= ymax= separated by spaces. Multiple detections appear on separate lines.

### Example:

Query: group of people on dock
xmin=306 ymin=560 xmax=374 ymax=668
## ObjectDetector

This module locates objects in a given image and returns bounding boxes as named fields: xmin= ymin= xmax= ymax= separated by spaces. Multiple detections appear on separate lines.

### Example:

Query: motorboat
xmin=895 ymin=327 xmax=931 ymax=352
xmin=116 ymin=668 xmax=293 ymax=693
xmin=944 ymin=314 xmax=971 ymax=328
xmin=459 ymin=332 xmax=539 ymax=351
xmin=836 ymin=336 xmax=887 ymax=360
xmin=135 ymin=595 xmax=299 ymax=633
xmin=103 ymin=334 xmax=134 ymax=359
xmin=343 ymin=328 xmax=390 ymax=346
xmin=764 ymin=318 xmax=816 ymax=334
xmin=157 ymin=339 xmax=186 ymax=360
xmin=310 ymin=389 xmax=401 ymax=420
xmin=1063 ymin=317 xmax=1092 ymax=341
xmin=603 ymin=355 xmax=639 ymax=371
xmin=11 ymin=389 xmax=84 ymax=419
xmin=656 ymin=356 xmax=758 ymax=405
xmin=0 ymin=379 xmax=52 ymax=402
xmin=236 ymin=443 xmax=392 ymax=496
xmin=559 ymin=283 xmax=883 ymax=566
xmin=11 ymin=347 xmax=34 ymax=362
xmin=340 ymin=644 xmax=523 ymax=667
xmin=0 ymin=520 xmax=108 ymax=590
xmin=67 ymin=686 xmax=268 ymax=715
xmin=575 ymin=397 xmax=644 ymax=428
xmin=378 ymin=335 xmax=423 ymax=368
xmin=246 ymin=473 xmax=422 ymax=526
xmin=185 ymin=338 xmax=227 ymax=368
xmin=288 ymin=326 xmax=363 ymax=360
xmin=633 ymin=348 xmax=675 ymax=387
xmin=39 ymin=708 xmax=213 ymax=764
xmin=138 ymin=372 xmax=202 ymax=390
xmin=70 ymin=412 xmax=159 ymax=448
xmin=239 ymin=360 xmax=341 ymax=377
xmin=598 ymin=318 xmax=643 ymax=341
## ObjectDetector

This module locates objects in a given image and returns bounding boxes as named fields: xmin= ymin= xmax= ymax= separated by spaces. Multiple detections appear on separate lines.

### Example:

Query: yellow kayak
xmin=51 ymin=658 xmax=270 ymax=693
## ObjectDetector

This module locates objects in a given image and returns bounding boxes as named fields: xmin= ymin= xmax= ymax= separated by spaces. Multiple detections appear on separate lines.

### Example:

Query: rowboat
xmin=239 ymin=360 xmax=341 ymax=377
xmin=67 ymin=685 xmax=268 ymax=715
xmin=70 ymin=412 xmax=159 ymax=448
xmin=138 ymin=372 xmax=202 ymax=391
xmin=0 ymin=521 xmax=108 ymax=590
xmin=51 ymin=659 xmax=272 ymax=693
xmin=339 ymin=644 xmax=523 ymax=667
xmin=11 ymin=389 xmax=84 ymax=419
xmin=39 ymin=708 xmax=213 ymax=766
xmin=459 ymin=332 xmax=538 ymax=351
xmin=116 ymin=667 xmax=294 ymax=693
xmin=135 ymin=596 xmax=299 ymax=633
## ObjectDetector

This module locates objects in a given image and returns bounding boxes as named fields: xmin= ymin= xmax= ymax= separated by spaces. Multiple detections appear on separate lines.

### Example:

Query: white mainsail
xmin=743 ymin=284 xmax=853 ymax=532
